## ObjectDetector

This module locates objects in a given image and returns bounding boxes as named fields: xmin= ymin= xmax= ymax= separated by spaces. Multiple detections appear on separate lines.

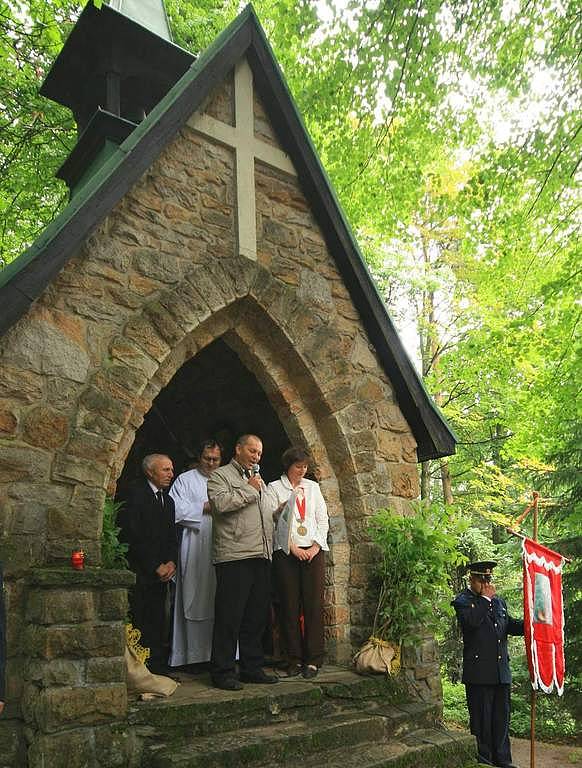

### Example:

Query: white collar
xmin=147 ymin=479 xmax=162 ymax=495
xmin=280 ymin=474 xmax=305 ymax=491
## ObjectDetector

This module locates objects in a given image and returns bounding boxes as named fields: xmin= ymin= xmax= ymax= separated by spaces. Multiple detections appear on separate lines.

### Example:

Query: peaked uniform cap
xmin=467 ymin=561 xmax=497 ymax=576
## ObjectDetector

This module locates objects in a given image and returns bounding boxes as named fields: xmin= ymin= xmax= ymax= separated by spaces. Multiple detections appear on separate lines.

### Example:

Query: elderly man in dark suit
xmin=452 ymin=561 xmax=524 ymax=768
xmin=118 ymin=454 xmax=178 ymax=675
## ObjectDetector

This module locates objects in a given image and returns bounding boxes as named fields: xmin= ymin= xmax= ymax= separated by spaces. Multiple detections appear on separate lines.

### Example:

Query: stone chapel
xmin=0 ymin=2 xmax=459 ymax=766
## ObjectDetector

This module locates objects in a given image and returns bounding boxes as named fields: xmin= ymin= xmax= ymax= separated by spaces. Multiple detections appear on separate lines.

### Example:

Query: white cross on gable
xmin=187 ymin=58 xmax=297 ymax=260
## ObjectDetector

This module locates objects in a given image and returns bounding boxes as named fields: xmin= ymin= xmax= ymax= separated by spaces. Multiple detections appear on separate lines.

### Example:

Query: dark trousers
xmin=465 ymin=683 xmax=512 ymax=766
xmin=129 ymin=580 xmax=169 ymax=668
xmin=273 ymin=549 xmax=325 ymax=667
xmin=211 ymin=558 xmax=271 ymax=679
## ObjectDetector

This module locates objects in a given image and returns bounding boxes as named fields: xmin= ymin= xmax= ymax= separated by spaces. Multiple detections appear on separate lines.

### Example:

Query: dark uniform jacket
xmin=117 ymin=479 xmax=178 ymax=584
xmin=452 ymin=587 xmax=524 ymax=685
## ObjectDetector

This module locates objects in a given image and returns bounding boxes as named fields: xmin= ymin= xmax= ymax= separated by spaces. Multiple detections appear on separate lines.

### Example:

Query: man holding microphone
xmin=452 ymin=561 xmax=524 ymax=768
xmin=207 ymin=434 xmax=278 ymax=690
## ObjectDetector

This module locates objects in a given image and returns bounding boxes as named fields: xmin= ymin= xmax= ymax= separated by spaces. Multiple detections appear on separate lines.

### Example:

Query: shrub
xmin=368 ymin=502 xmax=467 ymax=643
xmin=101 ymin=497 xmax=128 ymax=569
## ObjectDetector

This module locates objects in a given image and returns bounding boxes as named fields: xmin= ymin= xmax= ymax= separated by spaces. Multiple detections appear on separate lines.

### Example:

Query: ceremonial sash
xmin=522 ymin=538 xmax=565 ymax=695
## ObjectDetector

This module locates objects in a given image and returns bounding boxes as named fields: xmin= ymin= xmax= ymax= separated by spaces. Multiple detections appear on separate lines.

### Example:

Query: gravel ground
xmin=510 ymin=737 xmax=582 ymax=768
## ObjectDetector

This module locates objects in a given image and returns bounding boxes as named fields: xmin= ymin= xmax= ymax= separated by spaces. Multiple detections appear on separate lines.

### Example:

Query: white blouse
xmin=267 ymin=475 xmax=329 ymax=551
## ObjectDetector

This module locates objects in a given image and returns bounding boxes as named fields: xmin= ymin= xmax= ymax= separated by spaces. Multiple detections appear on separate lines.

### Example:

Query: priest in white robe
xmin=169 ymin=440 xmax=222 ymax=667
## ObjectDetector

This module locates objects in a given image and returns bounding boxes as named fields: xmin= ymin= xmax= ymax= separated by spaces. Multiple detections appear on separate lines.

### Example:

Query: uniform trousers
xmin=129 ymin=580 xmax=169 ymax=669
xmin=465 ymin=683 xmax=512 ymax=766
xmin=211 ymin=557 xmax=271 ymax=679
xmin=273 ymin=548 xmax=325 ymax=667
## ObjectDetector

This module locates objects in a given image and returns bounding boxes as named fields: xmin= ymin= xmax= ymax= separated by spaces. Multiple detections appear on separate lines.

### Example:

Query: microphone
xmin=252 ymin=464 xmax=260 ymax=476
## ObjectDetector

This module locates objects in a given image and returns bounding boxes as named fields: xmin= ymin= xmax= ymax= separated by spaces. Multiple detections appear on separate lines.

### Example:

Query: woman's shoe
xmin=302 ymin=664 xmax=318 ymax=679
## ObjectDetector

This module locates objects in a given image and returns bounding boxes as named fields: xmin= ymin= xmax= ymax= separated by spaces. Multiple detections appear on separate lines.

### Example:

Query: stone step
xmin=275 ymin=728 xmax=477 ymax=768
xmin=130 ymin=667 xmax=410 ymax=740
xmin=145 ymin=711 xmax=389 ymax=768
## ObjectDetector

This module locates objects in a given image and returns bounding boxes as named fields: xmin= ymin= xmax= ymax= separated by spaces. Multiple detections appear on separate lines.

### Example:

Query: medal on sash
xmin=296 ymin=488 xmax=307 ymax=536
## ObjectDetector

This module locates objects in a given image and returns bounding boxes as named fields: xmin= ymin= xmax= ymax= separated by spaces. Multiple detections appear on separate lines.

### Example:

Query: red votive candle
xmin=71 ymin=549 xmax=85 ymax=570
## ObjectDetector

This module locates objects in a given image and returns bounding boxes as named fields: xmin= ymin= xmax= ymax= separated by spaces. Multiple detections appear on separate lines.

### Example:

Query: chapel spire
xmin=107 ymin=0 xmax=173 ymax=42
xmin=40 ymin=0 xmax=193 ymax=195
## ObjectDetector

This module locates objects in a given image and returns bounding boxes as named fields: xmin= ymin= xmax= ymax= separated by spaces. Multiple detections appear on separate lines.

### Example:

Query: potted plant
xmin=354 ymin=501 xmax=466 ymax=675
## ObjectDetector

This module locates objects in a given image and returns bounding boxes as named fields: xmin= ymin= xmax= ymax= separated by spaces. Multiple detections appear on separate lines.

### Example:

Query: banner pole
xmin=530 ymin=497 xmax=539 ymax=768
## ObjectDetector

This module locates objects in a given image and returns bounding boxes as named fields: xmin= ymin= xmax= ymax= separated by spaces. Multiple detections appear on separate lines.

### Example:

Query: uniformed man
xmin=452 ymin=561 xmax=524 ymax=768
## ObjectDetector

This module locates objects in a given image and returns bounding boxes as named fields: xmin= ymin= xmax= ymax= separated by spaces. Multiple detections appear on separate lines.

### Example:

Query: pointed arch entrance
xmin=117 ymin=337 xmax=292 ymax=490
xmin=110 ymin=297 xmax=355 ymax=662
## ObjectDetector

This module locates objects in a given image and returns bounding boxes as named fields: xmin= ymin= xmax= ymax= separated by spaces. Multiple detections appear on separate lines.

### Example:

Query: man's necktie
xmin=156 ymin=490 xmax=164 ymax=509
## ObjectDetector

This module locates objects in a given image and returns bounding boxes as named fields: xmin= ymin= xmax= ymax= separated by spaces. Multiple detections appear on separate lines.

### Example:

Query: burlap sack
xmin=125 ymin=645 xmax=178 ymax=697
xmin=353 ymin=636 xmax=400 ymax=676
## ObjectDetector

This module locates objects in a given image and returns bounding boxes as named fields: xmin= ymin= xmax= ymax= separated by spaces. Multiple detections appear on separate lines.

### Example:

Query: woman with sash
xmin=268 ymin=446 xmax=329 ymax=679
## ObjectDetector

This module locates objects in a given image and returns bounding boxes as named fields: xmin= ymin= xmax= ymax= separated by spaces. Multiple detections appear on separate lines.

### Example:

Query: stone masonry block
xmin=27 ymin=659 xmax=84 ymax=687
xmin=323 ymin=604 xmax=349 ymax=626
xmin=80 ymin=385 xmax=133 ymax=428
xmin=420 ymin=638 xmax=438 ymax=663
xmin=30 ymin=623 xmax=125 ymax=660
xmin=34 ymin=683 xmax=127 ymax=732
xmin=413 ymin=663 xmax=438 ymax=681
xmin=87 ymin=657 xmax=126 ymax=684
xmin=22 ymin=406 xmax=69 ymax=450
xmin=99 ymin=589 xmax=128 ymax=622
xmin=94 ymin=723 xmax=134 ymax=768
xmin=52 ymin=453 xmax=107 ymax=488
xmin=27 ymin=729 xmax=94 ymax=768
xmin=26 ymin=590 xmax=96 ymax=625
xmin=47 ymin=505 xmax=101 ymax=541
xmin=390 ymin=463 xmax=420 ymax=499
xmin=0 ymin=720 xmax=26 ymax=768
xmin=124 ymin=314 xmax=171 ymax=362
xmin=0 ymin=444 xmax=51 ymax=484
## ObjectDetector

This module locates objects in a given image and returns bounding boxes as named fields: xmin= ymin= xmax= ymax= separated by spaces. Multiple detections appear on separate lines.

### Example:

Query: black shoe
xmin=280 ymin=664 xmax=302 ymax=678
xmin=212 ymin=676 xmax=243 ymax=691
xmin=302 ymin=664 xmax=319 ymax=679
xmin=239 ymin=669 xmax=279 ymax=684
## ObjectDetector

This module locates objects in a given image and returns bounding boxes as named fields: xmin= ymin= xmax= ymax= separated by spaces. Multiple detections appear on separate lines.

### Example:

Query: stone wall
xmin=0 ymin=61 xmax=431 ymax=764
xmin=22 ymin=569 xmax=133 ymax=768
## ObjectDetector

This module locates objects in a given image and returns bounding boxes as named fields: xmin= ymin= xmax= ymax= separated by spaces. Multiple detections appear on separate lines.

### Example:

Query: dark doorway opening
xmin=117 ymin=338 xmax=291 ymax=492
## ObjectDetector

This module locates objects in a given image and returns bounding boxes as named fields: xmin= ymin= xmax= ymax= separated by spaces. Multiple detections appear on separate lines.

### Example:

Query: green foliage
xmin=441 ymin=676 xmax=469 ymax=729
xmin=0 ymin=0 xmax=81 ymax=265
xmin=1 ymin=1 xmax=579 ymax=724
xmin=443 ymin=674 xmax=578 ymax=743
xmin=101 ymin=497 xmax=128 ymax=569
xmin=367 ymin=503 xmax=467 ymax=643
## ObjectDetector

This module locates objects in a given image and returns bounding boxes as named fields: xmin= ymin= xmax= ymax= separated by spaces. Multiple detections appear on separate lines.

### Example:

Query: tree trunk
xmin=421 ymin=460 xmax=431 ymax=500
xmin=440 ymin=458 xmax=453 ymax=505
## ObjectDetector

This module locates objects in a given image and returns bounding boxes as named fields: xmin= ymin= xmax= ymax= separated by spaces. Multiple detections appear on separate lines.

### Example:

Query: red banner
xmin=523 ymin=538 xmax=565 ymax=695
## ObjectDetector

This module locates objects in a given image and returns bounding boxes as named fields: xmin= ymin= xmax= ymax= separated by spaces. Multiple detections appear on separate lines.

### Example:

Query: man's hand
xmin=155 ymin=561 xmax=176 ymax=582
xmin=0 ymin=701 xmax=4 ymax=715
xmin=203 ymin=501 xmax=212 ymax=515
xmin=247 ymin=474 xmax=262 ymax=492
xmin=482 ymin=581 xmax=496 ymax=599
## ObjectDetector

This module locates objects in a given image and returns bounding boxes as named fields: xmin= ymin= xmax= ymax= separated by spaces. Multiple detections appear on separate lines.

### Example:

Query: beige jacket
xmin=207 ymin=460 xmax=275 ymax=564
